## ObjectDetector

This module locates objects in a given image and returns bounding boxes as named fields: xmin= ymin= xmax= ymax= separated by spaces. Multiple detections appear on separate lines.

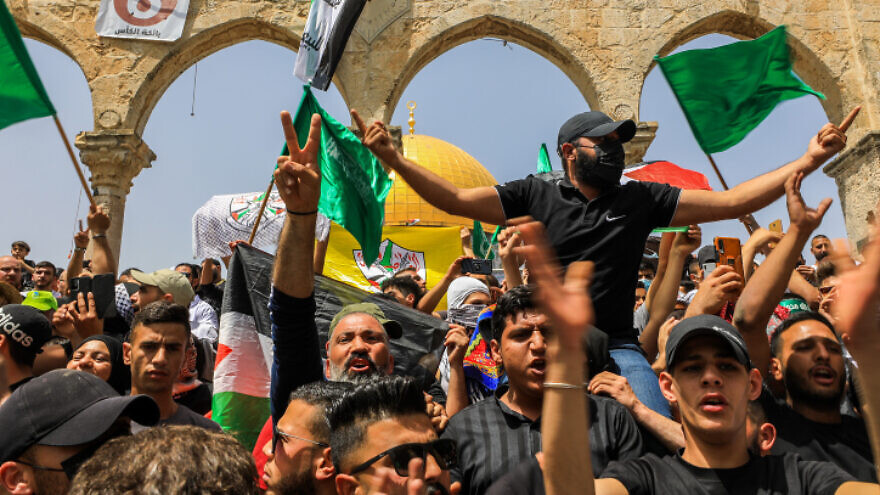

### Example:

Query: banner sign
xmin=95 ymin=0 xmax=190 ymax=41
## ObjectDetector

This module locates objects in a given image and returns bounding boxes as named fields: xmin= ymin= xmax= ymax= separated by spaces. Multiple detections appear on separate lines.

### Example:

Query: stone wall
xmin=10 ymin=0 xmax=880 ymax=257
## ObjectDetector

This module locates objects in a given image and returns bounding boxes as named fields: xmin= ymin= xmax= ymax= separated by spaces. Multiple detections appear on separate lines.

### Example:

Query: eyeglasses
xmin=348 ymin=439 xmax=458 ymax=477
xmin=272 ymin=427 xmax=329 ymax=454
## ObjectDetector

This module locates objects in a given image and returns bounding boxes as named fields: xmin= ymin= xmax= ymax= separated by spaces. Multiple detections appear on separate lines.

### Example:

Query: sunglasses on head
xmin=348 ymin=438 xmax=457 ymax=477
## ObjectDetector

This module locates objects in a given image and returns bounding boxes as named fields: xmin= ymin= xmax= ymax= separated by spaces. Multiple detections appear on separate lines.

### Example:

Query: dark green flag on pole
xmin=0 ymin=0 xmax=56 ymax=130
xmin=284 ymin=86 xmax=392 ymax=264
xmin=654 ymin=26 xmax=824 ymax=154
xmin=536 ymin=143 xmax=552 ymax=173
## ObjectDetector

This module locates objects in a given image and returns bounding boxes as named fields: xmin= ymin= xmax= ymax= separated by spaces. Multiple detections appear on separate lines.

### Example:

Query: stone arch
xmin=383 ymin=15 xmax=598 ymax=123
xmin=638 ymin=10 xmax=842 ymax=123
xmin=14 ymin=17 xmax=94 ymax=105
xmin=129 ymin=18 xmax=349 ymax=135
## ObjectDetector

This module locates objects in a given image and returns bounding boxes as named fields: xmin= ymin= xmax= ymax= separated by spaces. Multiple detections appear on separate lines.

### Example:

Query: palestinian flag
xmin=213 ymin=244 xmax=450 ymax=449
xmin=211 ymin=245 xmax=274 ymax=449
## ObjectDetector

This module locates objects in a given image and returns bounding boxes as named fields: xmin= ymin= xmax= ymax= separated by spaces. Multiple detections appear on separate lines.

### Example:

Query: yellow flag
xmin=324 ymin=223 xmax=462 ymax=309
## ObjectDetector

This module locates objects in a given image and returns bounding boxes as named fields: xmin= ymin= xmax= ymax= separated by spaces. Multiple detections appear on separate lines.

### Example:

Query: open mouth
xmin=699 ymin=394 xmax=728 ymax=413
xmin=810 ymin=366 xmax=837 ymax=386
xmin=529 ymin=358 xmax=546 ymax=376
xmin=348 ymin=357 xmax=372 ymax=373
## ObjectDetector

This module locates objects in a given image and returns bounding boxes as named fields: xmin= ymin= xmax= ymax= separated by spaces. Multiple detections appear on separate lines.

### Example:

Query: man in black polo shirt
xmin=441 ymin=285 xmax=643 ymax=495
xmin=353 ymin=108 xmax=851 ymax=418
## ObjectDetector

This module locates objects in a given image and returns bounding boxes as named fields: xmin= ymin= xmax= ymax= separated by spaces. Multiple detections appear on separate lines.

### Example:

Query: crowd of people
xmin=0 ymin=104 xmax=878 ymax=495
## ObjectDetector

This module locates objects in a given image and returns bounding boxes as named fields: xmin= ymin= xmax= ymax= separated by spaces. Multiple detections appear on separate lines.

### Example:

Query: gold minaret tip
xmin=407 ymin=101 xmax=417 ymax=135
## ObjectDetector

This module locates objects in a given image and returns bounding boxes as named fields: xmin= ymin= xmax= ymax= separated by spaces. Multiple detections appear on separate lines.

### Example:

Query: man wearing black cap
xmin=0 ymin=304 xmax=52 ymax=393
xmin=0 ymin=369 xmax=158 ymax=494
xmin=353 ymin=108 xmax=850 ymax=417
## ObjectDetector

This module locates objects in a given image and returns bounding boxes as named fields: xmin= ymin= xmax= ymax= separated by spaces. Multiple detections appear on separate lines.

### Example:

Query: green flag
xmin=536 ymin=143 xmax=552 ymax=173
xmin=472 ymin=220 xmax=490 ymax=259
xmin=486 ymin=225 xmax=501 ymax=261
xmin=285 ymin=86 xmax=392 ymax=264
xmin=0 ymin=0 xmax=55 ymax=130
xmin=654 ymin=26 xmax=824 ymax=154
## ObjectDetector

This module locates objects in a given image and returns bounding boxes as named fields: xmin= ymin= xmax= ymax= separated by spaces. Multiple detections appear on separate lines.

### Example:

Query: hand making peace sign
xmin=275 ymin=111 xmax=322 ymax=213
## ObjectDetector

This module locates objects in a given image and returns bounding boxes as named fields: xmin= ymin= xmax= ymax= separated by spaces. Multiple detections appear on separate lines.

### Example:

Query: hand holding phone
xmin=461 ymin=258 xmax=492 ymax=275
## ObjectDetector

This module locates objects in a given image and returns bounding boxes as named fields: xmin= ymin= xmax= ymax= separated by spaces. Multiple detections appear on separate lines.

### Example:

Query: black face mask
xmin=573 ymin=140 xmax=625 ymax=189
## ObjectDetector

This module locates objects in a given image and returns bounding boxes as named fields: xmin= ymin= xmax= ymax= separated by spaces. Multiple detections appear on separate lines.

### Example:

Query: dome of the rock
xmin=384 ymin=134 xmax=498 ymax=228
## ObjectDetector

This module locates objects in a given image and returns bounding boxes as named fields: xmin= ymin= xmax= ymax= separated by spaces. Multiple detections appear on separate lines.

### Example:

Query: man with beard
xmin=330 ymin=376 xmax=460 ymax=495
xmin=262 ymin=381 xmax=351 ymax=495
xmin=353 ymin=107 xmax=856 ymax=419
xmin=732 ymin=173 xmax=874 ymax=480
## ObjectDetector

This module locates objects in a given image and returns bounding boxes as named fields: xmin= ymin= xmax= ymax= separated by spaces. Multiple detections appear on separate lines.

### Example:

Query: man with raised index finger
xmin=351 ymin=105 xmax=859 ymax=418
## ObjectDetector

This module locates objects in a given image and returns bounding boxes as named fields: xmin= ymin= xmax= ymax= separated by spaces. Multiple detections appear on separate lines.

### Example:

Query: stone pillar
xmin=823 ymin=131 xmax=880 ymax=254
xmin=75 ymin=131 xmax=156 ymax=261
xmin=624 ymin=121 xmax=659 ymax=167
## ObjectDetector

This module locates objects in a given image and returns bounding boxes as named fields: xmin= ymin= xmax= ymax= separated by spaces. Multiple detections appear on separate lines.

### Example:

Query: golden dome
xmin=384 ymin=134 xmax=498 ymax=228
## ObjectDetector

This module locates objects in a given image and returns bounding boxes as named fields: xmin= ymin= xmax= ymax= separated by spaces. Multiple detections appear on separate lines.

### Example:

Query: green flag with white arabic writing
xmin=536 ymin=143 xmax=552 ymax=173
xmin=0 ymin=0 xmax=55 ymax=130
xmin=285 ymin=86 xmax=392 ymax=264
xmin=472 ymin=220 xmax=490 ymax=259
xmin=654 ymin=26 xmax=824 ymax=154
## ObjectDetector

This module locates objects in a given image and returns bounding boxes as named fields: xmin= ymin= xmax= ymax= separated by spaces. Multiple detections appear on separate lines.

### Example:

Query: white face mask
xmin=447 ymin=304 xmax=487 ymax=329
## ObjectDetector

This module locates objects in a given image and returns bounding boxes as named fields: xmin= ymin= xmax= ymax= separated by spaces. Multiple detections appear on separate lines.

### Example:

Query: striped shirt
xmin=441 ymin=386 xmax=644 ymax=495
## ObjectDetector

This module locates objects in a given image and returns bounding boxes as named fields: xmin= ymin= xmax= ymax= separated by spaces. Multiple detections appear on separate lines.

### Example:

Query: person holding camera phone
xmin=353 ymin=106 xmax=857 ymax=419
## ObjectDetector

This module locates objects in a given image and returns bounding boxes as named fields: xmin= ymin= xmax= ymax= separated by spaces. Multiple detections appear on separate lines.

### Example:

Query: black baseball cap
xmin=665 ymin=314 xmax=752 ymax=371
xmin=697 ymin=245 xmax=717 ymax=267
xmin=557 ymin=111 xmax=636 ymax=153
xmin=0 ymin=304 xmax=52 ymax=356
xmin=0 ymin=369 xmax=159 ymax=462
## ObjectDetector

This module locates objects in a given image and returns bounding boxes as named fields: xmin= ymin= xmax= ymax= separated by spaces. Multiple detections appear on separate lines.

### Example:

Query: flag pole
xmin=247 ymin=178 xmax=275 ymax=244
xmin=52 ymin=116 xmax=96 ymax=207
xmin=704 ymin=152 xmax=755 ymax=235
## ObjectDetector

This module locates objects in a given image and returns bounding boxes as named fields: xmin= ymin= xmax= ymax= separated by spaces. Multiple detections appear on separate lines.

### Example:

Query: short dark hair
xmin=639 ymin=262 xmax=655 ymax=274
xmin=68 ymin=425 xmax=259 ymax=494
xmin=812 ymin=234 xmax=829 ymax=243
xmin=491 ymin=285 xmax=537 ymax=342
xmin=393 ymin=266 xmax=418 ymax=278
xmin=288 ymin=381 xmax=353 ymax=443
xmin=11 ymin=241 xmax=29 ymax=252
xmin=5 ymin=334 xmax=37 ymax=368
xmin=175 ymin=263 xmax=194 ymax=273
xmin=769 ymin=311 xmax=836 ymax=357
xmin=120 ymin=267 xmax=140 ymax=278
xmin=381 ymin=276 xmax=422 ymax=305
xmin=327 ymin=376 xmax=427 ymax=471
xmin=34 ymin=261 xmax=56 ymax=277
xmin=130 ymin=301 xmax=191 ymax=342
xmin=816 ymin=260 xmax=837 ymax=286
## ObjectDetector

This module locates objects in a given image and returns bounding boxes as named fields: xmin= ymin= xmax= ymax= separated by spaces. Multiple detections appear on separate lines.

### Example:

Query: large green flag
xmin=285 ymin=86 xmax=392 ymax=264
xmin=536 ymin=143 xmax=552 ymax=173
xmin=654 ymin=26 xmax=824 ymax=154
xmin=0 ymin=0 xmax=55 ymax=130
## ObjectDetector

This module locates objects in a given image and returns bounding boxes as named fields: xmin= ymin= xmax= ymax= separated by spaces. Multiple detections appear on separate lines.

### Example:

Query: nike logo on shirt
xmin=606 ymin=214 xmax=626 ymax=222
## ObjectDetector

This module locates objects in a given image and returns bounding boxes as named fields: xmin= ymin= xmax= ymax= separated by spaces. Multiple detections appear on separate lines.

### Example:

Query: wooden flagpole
xmin=53 ymin=115 xmax=96 ymax=207
xmin=247 ymin=178 xmax=275 ymax=244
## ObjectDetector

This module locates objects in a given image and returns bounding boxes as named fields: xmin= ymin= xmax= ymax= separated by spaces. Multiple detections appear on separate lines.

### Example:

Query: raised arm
xmin=416 ymin=256 xmax=467 ymax=314
xmin=269 ymin=111 xmax=325 ymax=423
xmin=497 ymin=227 xmax=524 ymax=289
xmin=66 ymin=222 xmax=89 ymax=282
xmin=640 ymin=227 xmax=701 ymax=360
xmin=741 ymin=228 xmax=783 ymax=282
xmin=352 ymin=110 xmax=506 ymax=225
xmin=733 ymin=173 xmax=831 ymax=380
xmin=671 ymin=108 xmax=856 ymax=227
xmin=831 ymin=211 xmax=880 ymax=493
xmin=87 ymin=205 xmax=115 ymax=277
xmin=273 ymin=112 xmax=322 ymax=298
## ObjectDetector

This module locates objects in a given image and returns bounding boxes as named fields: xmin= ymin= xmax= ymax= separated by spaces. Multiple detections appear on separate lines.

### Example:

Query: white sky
xmin=0 ymin=33 xmax=843 ymax=275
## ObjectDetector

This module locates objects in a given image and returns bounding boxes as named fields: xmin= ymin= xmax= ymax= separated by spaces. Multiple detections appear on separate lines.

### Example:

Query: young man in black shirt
xmin=516 ymin=219 xmax=879 ymax=495
xmin=352 ymin=106 xmax=855 ymax=419
xmin=441 ymin=285 xmax=644 ymax=495
xmin=732 ymin=174 xmax=874 ymax=480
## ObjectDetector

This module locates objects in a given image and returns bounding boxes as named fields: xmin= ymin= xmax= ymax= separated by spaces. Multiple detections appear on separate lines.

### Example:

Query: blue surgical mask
xmin=639 ymin=278 xmax=651 ymax=290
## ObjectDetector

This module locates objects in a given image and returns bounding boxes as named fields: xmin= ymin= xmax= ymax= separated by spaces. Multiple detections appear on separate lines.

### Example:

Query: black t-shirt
xmin=132 ymin=404 xmax=221 ymax=433
xmin=759 ymin=387 xmax=876 ymax=481
xmin=486 ymin=456 xmax=545 ymax=495
xmin=600 ymin=451 xmax=853 ymax=495
xmin=495 ymin=176 xmax=680 ymax=341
